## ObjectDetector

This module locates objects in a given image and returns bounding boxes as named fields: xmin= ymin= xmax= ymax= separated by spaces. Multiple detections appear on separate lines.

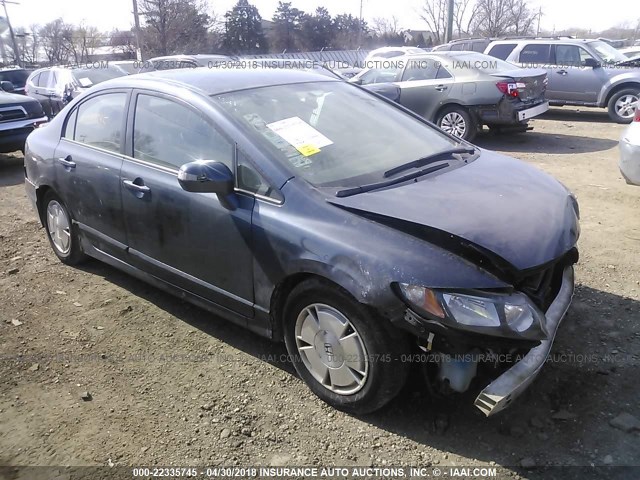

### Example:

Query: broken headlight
xmin=397 ymin=284 xmax=548 ymax=340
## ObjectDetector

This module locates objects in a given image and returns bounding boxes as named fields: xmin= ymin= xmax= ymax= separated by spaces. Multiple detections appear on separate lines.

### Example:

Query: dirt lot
xmin=1 ymin=107 xmax=639 ymax=479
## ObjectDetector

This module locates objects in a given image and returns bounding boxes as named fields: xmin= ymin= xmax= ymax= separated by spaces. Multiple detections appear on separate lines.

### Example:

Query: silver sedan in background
xmin=619 ymin=103 xmax=640 ymax=185
xmin=350 ymin=52 xmax=549 ymax=141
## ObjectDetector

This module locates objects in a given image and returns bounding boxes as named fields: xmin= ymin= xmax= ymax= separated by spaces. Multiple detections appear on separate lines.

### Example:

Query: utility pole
xmin=1 ymin=0 xmax=22 ymax=67
xmin=536 ymin=7 xmax=542 ymax=37
xmin=445 ymin=0 xmax=454 ymax=43
xmin=132 ymin=0 xmax=143 ymax=61
xmin=357 ymin=0 xmax=363 ymax=48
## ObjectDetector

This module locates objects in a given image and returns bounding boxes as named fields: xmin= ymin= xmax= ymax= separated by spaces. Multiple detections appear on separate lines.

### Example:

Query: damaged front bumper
xmin=474 ymin=266 xmax=575 ymax=416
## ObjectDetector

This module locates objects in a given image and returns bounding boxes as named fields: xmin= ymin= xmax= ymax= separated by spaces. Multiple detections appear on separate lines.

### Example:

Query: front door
xmin=550 ymin=44 xmax=606 ymax=103
xmin=120 ymin=91 xmax=255 ymax=317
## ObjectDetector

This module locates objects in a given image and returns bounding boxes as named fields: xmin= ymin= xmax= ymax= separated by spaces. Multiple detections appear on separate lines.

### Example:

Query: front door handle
xmin=556 ymin=69 xmax=568 ymax=75
xmin=57 ymin=155 xmax=76 ymax=169
xmin=435 ymin=84 xmax=448 ymax=91
xmin=123 ymin=179 xmax=151 ymax=194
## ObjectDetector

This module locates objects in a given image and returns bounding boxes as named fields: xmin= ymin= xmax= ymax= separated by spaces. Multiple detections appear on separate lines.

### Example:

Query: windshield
xmin=588 ymin=41 xmax=628 ymax=63
xmin=72 ymin=67 xmax=127 ymax=87
xmin=213 ymin=81 xmax=457 ymax=187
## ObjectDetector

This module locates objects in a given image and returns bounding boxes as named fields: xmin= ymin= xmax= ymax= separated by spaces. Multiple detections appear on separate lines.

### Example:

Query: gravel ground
xmin=1 ymin=107 xmax=639 ymax=480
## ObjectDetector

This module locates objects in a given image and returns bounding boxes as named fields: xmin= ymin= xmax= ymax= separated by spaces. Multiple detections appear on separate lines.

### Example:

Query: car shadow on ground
xmin=0 ymin=154 xmax=24 ymax=188
xmin=540 ymin=107 xmax=615 ymax=124
xmin=474 ymin=130 xmax=618 ymax=155
xmin=78 ymin=259 xmax=639 ymax=476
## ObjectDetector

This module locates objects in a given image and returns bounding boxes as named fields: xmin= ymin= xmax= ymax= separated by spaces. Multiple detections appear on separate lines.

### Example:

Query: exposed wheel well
xmin=269 ymin=273 xmax=346 ymax=342
xmin=35 ymin=185 xmax=52 ymax=227
xmin=434 ymin=103 xmax=468 ymax=120
xmin=604 ymin=83 xmax=640 ymax=107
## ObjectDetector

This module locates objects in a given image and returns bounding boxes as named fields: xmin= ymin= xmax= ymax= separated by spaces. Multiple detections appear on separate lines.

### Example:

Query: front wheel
xmin=436 ymin=106 xmax=477 ymax=141
xmin=607 ymin=89 xmax=639 ymax=123
xmin=283 ymin=279 xmax=410 ymax=415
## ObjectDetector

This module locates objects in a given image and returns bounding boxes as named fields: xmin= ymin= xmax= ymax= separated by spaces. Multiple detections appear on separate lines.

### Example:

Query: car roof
xmin=488 ymin=38 xmax=597 ymax=45
xmin=95 ymin=67 xmax=340 ymax=96
xmin=149 ymin=54 xmax=229 ymax=62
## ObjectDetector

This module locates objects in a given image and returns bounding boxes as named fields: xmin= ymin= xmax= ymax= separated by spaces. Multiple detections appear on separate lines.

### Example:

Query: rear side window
xmin=471 ymin=41 xmax=488 ymax=52
xmin=132 ymin=94 xmax=233 ymax=169
xmin=519 ymin=44 xmax=552 ymax=63
xmin=488 ymin=43 xmax=517 ymax=60
xmin=37 ymin=71 xmax=50 ymax=87
xmin=74 ymin=93 xmax=127 ymax=153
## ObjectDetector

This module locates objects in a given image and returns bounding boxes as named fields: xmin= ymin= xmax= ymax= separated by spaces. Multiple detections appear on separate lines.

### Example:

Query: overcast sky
xmin=5 ymin=0 xmax=637 ymax=34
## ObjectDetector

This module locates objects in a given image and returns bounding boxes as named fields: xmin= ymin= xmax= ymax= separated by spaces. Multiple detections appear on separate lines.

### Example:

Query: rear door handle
xmin=556 ymin=70 xmax=568 ymax=75
xmin=435 ymin=85 xmax=448 ymax=91
xmin=123 ymin=179 xmax=151 ymax=194
xmin=57 ymin=155 xmax=76 ymax=169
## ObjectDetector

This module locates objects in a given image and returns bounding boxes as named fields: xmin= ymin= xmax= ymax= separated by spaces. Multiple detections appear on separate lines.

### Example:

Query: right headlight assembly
xmin=397 ymin=283 xmax=548 ymax=341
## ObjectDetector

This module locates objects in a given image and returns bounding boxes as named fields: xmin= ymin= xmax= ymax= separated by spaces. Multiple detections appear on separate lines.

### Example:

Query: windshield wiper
xmin=383 ymin=147 xmax=475 ymax=178
xmin=336 ymin=163 xmax=450 ymax=198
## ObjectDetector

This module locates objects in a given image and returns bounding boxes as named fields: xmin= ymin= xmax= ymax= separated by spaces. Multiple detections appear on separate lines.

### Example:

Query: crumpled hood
xmin=328 ymin=151 xmax=580 ymax=272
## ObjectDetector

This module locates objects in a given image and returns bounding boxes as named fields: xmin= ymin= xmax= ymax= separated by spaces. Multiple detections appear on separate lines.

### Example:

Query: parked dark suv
xmin=0 ymin=67 xmax=33 ymax=95
xmin=0 ymin=84 xmax=47 ymax=154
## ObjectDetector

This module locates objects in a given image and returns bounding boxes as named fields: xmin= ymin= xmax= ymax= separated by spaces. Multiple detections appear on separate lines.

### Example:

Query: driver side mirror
xmin=583 ymin=58 xmax=601 ymax=68
xmin=0 ymin=81 xmax=15 ymax=93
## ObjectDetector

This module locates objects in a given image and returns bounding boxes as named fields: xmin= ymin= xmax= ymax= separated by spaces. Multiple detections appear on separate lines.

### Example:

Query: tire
xmin=283 ymin=278 xmax=410 ymax=415
xmin=42 ymin=191 xmax=87 ymax=265
xmin=436 ymin=105 xmax=477 ymax=141
xmin=607 ymin=88 xmax=639 ymax=124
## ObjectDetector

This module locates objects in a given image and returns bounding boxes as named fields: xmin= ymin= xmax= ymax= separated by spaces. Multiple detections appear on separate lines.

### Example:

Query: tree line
xmin=4 ymin=0 xmax=639 ymax=66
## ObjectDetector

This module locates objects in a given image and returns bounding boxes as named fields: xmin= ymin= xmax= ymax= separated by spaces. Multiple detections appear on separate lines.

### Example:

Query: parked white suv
xmin=484 ymin=38 xmax=640 ymax=123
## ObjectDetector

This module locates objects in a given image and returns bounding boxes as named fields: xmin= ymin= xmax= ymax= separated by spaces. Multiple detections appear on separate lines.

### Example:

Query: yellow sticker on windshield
xmin=297 ymin=144 xmax=321 ymax=156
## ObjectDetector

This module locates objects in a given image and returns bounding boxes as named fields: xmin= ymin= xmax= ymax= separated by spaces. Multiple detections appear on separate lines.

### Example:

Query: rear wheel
xmin=42 ymin=191 xmax=86 ymax=265
xmin=607 ymin=88 xmax=639 ymax=123
xmin=436 ymin=106 xmax=477 ymax=141
xmin=283 ymin=278 xmax=410 ymax=415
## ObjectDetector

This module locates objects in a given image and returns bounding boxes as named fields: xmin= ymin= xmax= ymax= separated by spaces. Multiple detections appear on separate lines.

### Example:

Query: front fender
xmin=251 ymin=179 xmax=509 ymax=317
xmin=597 ymin=74 xmax=640 ymax=105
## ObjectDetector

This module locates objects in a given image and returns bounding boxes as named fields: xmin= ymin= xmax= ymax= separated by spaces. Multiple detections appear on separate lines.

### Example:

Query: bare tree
xmin=420 ymin=0 xmax=474 ymax=44
xmin=39 ymin=19 xmax=70 ymax=64
xmin=371 ymin=16 xmax=401 ymax=37
xmin=420 ymin=0 xmax=448 ymax=45
xmin=471 ymin=0 xmax=539 ymax=36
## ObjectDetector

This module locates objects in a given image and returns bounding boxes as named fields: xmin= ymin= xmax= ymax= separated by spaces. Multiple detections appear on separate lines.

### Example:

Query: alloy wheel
xmin=440 ymin=112 xmax=467 ymax=138
xmin=294 ymin=303 xmax=368 ymax=395
xmin=615 ymin=94 xmax=639 ymax=119
xmin=46 ymin=200 xmax=71 ymax=255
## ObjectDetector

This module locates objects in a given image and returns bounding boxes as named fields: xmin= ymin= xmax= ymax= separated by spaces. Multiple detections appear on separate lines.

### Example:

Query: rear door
xmin=52 ymin=89 xmax=130 ymax=259
xmin=119 ymin=90 xmax=255 ymax=317
xmin=396 ymin=58 xmax=455 ymax=120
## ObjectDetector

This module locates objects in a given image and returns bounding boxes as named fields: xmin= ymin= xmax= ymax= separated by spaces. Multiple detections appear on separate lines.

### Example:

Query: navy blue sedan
xmin=24 ymin=68 xmax=579 ymax=416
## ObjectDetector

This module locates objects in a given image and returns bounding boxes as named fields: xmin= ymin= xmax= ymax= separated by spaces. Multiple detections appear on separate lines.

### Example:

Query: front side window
xmin=401 ymin=61 xmax=438 ymax=81
xmin=358 ymin=66 xmax=402 ymax=85
xmin=73 ymin=93 xmax=127 ymax=153
xmin=132 ymin=94 xmax=233 ymax=169
xmin=214 ymin=81 xmax=457 ymax=187
xmin=519 ymin=44 xmax=552 ymax=64
xmin=555 ymin=45 xmax=595 ymax=67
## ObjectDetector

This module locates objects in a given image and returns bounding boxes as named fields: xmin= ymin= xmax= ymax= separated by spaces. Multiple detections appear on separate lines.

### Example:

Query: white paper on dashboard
xmin=266 ymin=116 xmax=333 ymax=150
